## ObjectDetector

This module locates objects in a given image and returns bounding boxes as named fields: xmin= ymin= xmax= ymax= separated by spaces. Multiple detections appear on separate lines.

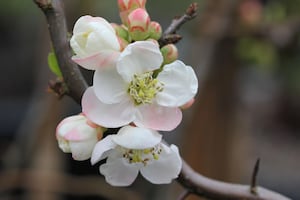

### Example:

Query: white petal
xmin=134 ymin=104 xmax=182 ymax=131
xmin=82 ymin=87 xmax=136 ymax=128
xmin=112 ymin=125 xmax=162 ymax=149
xmin=73 ymin=16 xmax=115 ymax=36
xmin=100 ymin=151 xmax=139 ymax=186
xmin=140 ymin=144 xmax=182 ymax=184
xmin=93 ymin=67 xmax=127 ymax=104
xmin=117 ymin=41 xmax=163 ymax=82
xmin=156 ymin=60 xmax=198 ymax=107
xmin=91 ymin=135 xmax=117 ymax=165
xmin=69 ymin=139 xmax=98 ymax=161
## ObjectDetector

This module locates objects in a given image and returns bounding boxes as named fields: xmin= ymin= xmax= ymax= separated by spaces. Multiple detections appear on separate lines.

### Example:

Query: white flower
xmin=70 ymin=15 xmax=121 ymax=70
xmin=56 ymin=114 xmax=103 ymax=161
xmin=82 ymin=41 xmax=198 ymax=131
xmin=91 ymin=125 xmax=182 ymax=186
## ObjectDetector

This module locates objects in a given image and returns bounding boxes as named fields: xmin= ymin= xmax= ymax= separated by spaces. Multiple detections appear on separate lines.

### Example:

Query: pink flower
xmin=56 ymin=114 xmax=103 ymax=161
xmin=82 ymin=41 xmax=198 ymax=131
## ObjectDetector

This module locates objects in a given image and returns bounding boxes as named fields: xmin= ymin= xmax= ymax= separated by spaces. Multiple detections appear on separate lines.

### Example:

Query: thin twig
xmin=33 ymin=1 xmax=291 ymax=200
xmin=159 ymin=3 xmax=198 ymax=46
xmin=250 ymin=158 xmax=260 ymax=195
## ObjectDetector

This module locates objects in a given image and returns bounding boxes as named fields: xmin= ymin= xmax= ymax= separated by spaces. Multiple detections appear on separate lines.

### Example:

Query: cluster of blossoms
xmin=56 ymin=0 xmax=198 ymax=186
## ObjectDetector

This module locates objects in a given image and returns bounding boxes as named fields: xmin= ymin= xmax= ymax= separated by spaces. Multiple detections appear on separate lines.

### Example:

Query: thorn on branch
xmin=250 ymin=158 xmax=260 ymax=195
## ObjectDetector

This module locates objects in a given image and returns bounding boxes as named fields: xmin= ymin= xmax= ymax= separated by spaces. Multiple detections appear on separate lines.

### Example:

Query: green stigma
xmin=128 ymin=72 xmax=163 ymax=105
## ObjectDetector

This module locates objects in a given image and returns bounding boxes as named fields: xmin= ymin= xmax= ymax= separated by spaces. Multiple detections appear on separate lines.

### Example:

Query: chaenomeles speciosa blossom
xmin=56 ymin=114 xmax=103 ymax=161
xmin=91 ymin=125 xmax=182 ymax=186
xmin=82 ymin=41 xmax=198 ymax=131
xmin=70 ymin=15 xmax=121 ymax=70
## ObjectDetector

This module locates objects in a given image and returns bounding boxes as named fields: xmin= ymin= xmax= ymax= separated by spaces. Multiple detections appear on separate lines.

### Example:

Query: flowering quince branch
xmin=34 ymin=0 xmax=291 ymax=199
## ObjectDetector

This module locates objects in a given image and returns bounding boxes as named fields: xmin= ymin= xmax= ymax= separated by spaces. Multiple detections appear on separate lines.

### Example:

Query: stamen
xmin=119 ymin=144 xmax=163 ymax=166
xmin=128 ymin=72 xmax=164 ymax=105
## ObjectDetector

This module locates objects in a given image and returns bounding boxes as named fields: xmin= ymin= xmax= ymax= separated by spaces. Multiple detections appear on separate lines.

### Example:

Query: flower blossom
xmin=70 ymin=15 xmax=121 ymax=70
xmin=82 ymin=41 xmax=198 ymax=131
xmin=56 ymin=114 xmax=103 ymax=161
xmin=91 ymin=125 xmax=182 ymax=186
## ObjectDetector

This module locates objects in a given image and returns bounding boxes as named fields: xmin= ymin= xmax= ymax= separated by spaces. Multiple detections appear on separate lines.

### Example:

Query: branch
xmin=34 ymin=0 xmax=88 ymax=104
xmin=158 ymin=3 xmax=198 ymax=46
xmin=34 ymin=1 xmax=291 ymax=200
xmin=178 ymin=160 xmax=290 ymax=200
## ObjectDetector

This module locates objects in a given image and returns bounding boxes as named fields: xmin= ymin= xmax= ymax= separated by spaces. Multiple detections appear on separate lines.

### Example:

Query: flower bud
xmin=127 ymin=8 xmax=150 ymax=41
xmin=148 ymin=21 xmax=162 ymax=40
xmin=160 ymin=44 xmax=178 ymax=64
xmin=118 ymin=0 xmax=146 ymax=12
xmin=56 ymin=114 xmax=103 ymax=161
xmin=118 ymin=0 xmax=147 ymax=25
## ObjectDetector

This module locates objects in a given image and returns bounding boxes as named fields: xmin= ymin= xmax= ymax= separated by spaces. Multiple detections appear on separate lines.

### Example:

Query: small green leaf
xmin=48 ymin=51 xmax=62 ymax=77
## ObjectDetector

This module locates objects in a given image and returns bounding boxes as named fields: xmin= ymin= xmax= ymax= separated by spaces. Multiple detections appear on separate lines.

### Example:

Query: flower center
xmin=120 ymin=144 xmax=162 ymax=166
xmin=128 ymin=72 xmax=163 ymax=105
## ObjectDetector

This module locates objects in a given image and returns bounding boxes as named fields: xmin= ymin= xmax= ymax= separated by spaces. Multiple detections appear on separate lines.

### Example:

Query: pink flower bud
xmin=149 ymin=21 xmax=162 ymax=40
xmin=118 ymin=0 xmax=146 ymax=12
xmin=127 ymin=8 xmax=150 ymax=41
xmin=56 ymin=114 xmax=103 ymax=161
xmin=118 ymin=0 xmax=147 ymax=26
xmin=160 ymin=44 xmax=178 ymax=64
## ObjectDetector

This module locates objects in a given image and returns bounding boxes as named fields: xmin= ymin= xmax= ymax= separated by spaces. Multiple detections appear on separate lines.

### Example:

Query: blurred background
xmin=0 ymin=0 xmax=299 ymax=199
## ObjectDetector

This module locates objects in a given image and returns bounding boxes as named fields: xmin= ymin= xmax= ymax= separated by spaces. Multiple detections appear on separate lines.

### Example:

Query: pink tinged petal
xmin=82 ymin=87 xmax=136 ymax=128
xmin=117 ymin=41 xmax=163 ymax=82
xmin=112 ymin=125 xmax=162 ymax=149
xmin=69 ymin=139 xmax=98 ymax=161
xmin=134 ymin=104 xmax=182 ymax=131
xmin=100 ymin=151 xmax=140 ymax=186
xmin=72 ymin=51 xmax=120 ymax=70
xmin=93 ymin=67 xmax=127 ymax=104
xmin=91 ymin=135 xmax=117 ymax=165
xmin=156 ymin=60 xmax=198 ymax=107
xmin=140 ymin=144 xmax=182 ymax=184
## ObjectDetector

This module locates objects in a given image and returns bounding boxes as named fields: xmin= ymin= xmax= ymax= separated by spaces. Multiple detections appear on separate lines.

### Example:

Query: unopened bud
xmin=56 ymin=114 xmax=103 ymax=161
xmin=160 ymin=44 xmax=178 ymax=64
xmin=148 ymin=21 xmax=162 ymax=40
xmin=118 ymin=0 xmax=146 ymax=12
xmin=118 ymin=0 xmax=147 ymax=25
xmin=127 ymin=8 xmax=150 ymax=41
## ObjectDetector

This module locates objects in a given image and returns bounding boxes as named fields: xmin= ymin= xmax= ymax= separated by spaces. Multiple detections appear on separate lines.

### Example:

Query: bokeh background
xmin=0 ymin=0 xmax=300 ymax=199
